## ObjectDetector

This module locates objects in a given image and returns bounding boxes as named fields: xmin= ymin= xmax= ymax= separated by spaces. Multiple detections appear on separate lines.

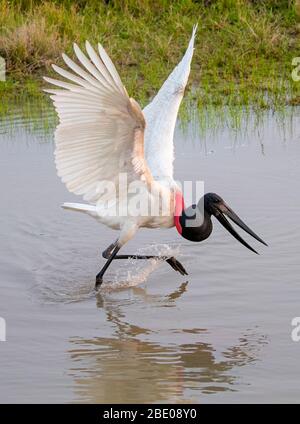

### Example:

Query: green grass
xmin=1 ymin=0 xmax=300 ymax=127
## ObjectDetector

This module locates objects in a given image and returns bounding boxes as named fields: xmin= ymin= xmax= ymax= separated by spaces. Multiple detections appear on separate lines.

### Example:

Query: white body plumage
xmin=44 ymin=26 xmax=197 ymax=247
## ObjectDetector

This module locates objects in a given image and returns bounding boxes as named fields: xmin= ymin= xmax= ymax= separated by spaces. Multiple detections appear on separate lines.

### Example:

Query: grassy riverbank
xmin=0 ymin=0 xmax=300 ymax=123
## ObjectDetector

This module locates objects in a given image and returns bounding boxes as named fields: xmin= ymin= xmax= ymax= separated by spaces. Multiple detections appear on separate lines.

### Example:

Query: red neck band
xmin=174 ymin=192 xmax=185 ymax=235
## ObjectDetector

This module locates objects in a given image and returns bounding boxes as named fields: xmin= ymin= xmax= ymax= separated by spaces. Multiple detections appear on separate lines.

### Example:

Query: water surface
xmin=0 ymin=110 xmax=300 ymax=403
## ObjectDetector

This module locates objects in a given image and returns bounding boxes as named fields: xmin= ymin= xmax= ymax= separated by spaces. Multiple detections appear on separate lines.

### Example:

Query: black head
xmin=203 ymin=192 xmax=224 ymax=216
xmin=178 ymin=192 xmax=267 ymax=253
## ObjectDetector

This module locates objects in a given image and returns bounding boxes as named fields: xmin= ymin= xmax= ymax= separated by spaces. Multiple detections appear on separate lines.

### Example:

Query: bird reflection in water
xmin=68 ymin=282 xmax=267 ymax=403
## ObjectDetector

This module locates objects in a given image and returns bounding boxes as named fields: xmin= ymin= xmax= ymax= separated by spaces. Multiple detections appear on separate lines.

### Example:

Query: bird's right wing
xmin=143 ymin=25 xmax=197 ymax=182
xmin=44 ymin=42 xmax=152 ymax=205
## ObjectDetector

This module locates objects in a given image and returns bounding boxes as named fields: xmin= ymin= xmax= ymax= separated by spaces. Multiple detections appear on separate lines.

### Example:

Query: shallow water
xmin=0 ymin=110 xmax=300 ymax=403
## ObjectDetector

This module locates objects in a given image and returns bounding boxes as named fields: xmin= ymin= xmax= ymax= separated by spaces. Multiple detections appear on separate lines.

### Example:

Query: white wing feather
xmin=143 ymin=25 xmax=197 ymax=181
xmin=44 ymin=42 xmax=151 ymax=205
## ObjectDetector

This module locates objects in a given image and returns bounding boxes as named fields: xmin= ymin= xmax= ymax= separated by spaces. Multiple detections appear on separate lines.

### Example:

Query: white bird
xmin=44 ymin=25 xmax=266 ymax=289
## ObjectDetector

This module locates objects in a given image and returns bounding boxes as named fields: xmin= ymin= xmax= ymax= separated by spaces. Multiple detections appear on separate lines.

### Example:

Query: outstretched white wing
xmin=143 ymin=25 xmax=197 ymax=181
xmin=44 ymin=42 xmax=151 ymax=204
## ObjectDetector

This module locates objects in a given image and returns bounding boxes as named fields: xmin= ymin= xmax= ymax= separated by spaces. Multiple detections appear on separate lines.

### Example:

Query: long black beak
xmin=214 ymin=203 xmax=268 ymax=254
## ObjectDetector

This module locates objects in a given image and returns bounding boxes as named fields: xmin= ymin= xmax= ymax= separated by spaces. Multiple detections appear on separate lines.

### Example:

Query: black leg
xmin=102 ymin=249 xmax=188 ymax=276
xmin=165 ymin=257 xmax=188 ymax=275
xmin=95 ymin=242 xmax=120 ymax=290
xmin=102 ymin=242 xmax=117 ymax=258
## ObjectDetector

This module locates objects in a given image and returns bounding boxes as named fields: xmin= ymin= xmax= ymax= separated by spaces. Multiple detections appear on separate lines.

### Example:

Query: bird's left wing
xmin=44 ymin=42 xmax=152 ymax=204
xmin=143 ymin=25 xmax=197 ymax=182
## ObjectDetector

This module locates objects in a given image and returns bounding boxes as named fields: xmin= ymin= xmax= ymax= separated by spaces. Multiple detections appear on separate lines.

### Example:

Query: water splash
xmin=33 ymin=243 xmax=181 ymax=302
xmin=100 ymin=244 xmax=181 ymax=292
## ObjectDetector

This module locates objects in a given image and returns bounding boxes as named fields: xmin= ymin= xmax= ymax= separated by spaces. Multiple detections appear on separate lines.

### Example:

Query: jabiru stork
xmin=44 ymin=26 xmax=267 ymax=290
